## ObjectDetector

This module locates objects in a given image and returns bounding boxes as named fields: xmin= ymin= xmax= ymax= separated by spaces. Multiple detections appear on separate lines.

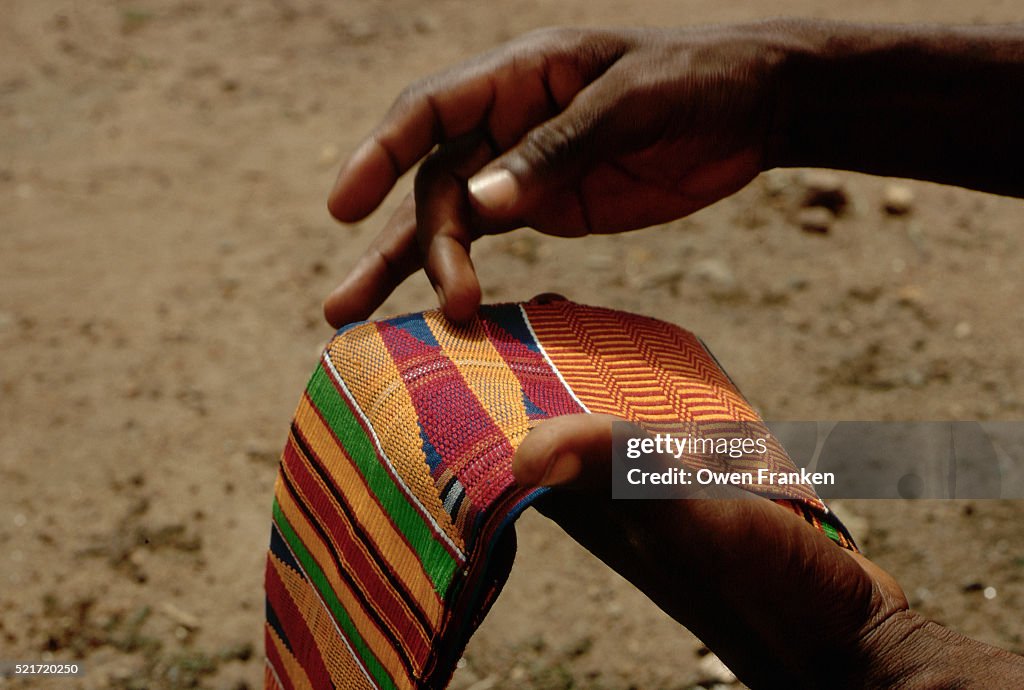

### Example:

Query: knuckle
xmin=393 ymin=76 xmax=432 ymax=112
xmin=517 ymin=26 xmax=585 ymax=52
xmin=521 ymin=119 xmax=584 ymax=169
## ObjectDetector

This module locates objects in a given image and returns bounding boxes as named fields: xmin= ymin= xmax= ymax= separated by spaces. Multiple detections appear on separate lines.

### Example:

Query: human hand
xmin=513 ymin=414 xmax=1024 ymax=688
xmin=325 ymin=22 xmax=793 ymax=325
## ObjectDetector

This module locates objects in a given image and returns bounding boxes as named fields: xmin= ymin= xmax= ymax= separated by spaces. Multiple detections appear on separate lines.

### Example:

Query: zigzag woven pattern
xmin=264 ymin=298 xmax=856 ymax=690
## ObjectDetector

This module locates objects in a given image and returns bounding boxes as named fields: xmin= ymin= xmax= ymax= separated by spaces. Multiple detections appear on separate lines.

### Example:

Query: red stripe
xmin=265 ymin=563 xmax=334 ymax=690
xmin=264 ymin=657 xmax=287 ymax=690
xmin=378 ymin=322 xmax=513 ymax=513
xmin=478 ymin=312 xmax=584 ymax=420
xmin=264 ymin=628 xmax=296 ymax=690
xmin=301 ymin=392 xmax=447 ymax=579
xmin=281 ymin=440 xmax=431 ymax=670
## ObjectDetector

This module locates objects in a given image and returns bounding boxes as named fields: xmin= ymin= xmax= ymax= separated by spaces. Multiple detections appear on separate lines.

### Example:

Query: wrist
xmin=676 ymin=16 xmax=824 ymax=174
xmin=749 ymin=16 xmax=831 ymax=171
xmin=762 ymin=18 xmax=933 ymax=173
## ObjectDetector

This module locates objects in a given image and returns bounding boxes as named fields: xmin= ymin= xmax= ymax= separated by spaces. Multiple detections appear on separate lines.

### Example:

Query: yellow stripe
xmin=275 ymin=478 xmax=414 ymax=685
xmin=283 ymin=429 xmax=433 ymax=662
xmin=424 ymin=310 xmax=531 ymax=449
xmin=266 ymin=623 xmax=314 ymax=690
xmin=329 ymin=324 xmax=463 ymax=550
xmin=294 ymin=397 xmax=443 ymax=627
xmin=271 ymin=554 xmax=377 ymax=690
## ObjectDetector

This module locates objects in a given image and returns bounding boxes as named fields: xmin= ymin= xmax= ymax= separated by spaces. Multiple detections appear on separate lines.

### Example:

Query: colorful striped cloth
xmin=264 ymin=297 xmax=855 ymax=690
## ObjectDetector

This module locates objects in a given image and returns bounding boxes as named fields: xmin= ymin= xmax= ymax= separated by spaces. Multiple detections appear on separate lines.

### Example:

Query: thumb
xmin=512 ymin=413 xmax=632 ymax=490
xmin=466 ymin=81 xmax=625 ymax=224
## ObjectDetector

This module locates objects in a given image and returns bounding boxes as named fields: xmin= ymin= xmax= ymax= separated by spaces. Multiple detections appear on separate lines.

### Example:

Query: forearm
xmin=766 ymin=19 xmax=1024 ymax=197
xmin=862 ymin=610 xmax=1024 ymax=689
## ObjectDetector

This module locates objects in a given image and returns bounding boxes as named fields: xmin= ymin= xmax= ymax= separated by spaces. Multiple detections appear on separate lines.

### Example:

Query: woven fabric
xmin=264 ymin=298 xmax=856 ymax=690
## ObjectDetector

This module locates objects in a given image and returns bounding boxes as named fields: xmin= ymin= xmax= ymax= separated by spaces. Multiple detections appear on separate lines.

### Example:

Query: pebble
xmin=692 ymin=258 xmax=740 ymax=299
xmin=788 ymin=276 xmax=810 ymax=291
xmin=604 ymin=600 xmax=624 ymax=618
xmin=883 ymin=184 xmax=915 ymax=215
xmin=318 ymin=143 xmax=340 ymax=167
xmin=801 ymin=170 xmax=848 ymax=214
xmin=984 ymin=586 xmax=998 ymax=600
xmin=761 ymin=170 xmax=791 ymax=197
xmin=639 ymin=267 xmax=684 ymax=292
xmin=797 ymin=207 xmax=834 ymax=233
xmin=584 ymin=252 xmax=613 ymax=270
xmin=904 ymin=369 xmax=926 ymax=388
xmin=697 ymin=653 xmax=737 ymax=684
xmin=160 ymin=602 xmax=200 ymax=631
xmin=896 ymin=284 xmax=925 ymax=306
xmin=412 ymin=14 xmax=440 ymax=34
xmin=834 ymin=319 xmax=855 ymax=336
xmin=339 ymin=19 xmax=377 ymax=43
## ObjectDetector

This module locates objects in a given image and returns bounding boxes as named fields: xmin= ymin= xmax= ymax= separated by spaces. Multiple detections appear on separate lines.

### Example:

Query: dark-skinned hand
xmin=324 ymin=19 xmax=1024 ymax=686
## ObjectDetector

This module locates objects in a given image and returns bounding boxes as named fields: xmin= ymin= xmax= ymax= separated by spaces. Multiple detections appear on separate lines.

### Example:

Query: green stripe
xmin=822 ymin=521 xmax=840 ymax=543
xmin=307 ymin=364 xmax=458 ymax=594
xmin=274 ymin=500 xmax=399 ymax=690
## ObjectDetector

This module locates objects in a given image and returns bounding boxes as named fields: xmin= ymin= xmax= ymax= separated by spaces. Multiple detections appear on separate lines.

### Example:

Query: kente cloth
xmin=264 ymin=297 xmax=856 ymax=690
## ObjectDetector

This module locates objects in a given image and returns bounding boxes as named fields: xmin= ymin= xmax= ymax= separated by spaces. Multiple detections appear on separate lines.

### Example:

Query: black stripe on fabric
xmin=278 ymin=464 xmax=420 ymax=680
xmin=270 ymin=522 xmax=305 ymax=576
xmin=266 ymin=595 xmax=292 ymax=655
xmin=289 ymin=422 xmax=436 ymax=637
xmin=448 ymin=485 xmax=466 ymax=521
xmin=440 ymin=475 xmax=458 ymax=507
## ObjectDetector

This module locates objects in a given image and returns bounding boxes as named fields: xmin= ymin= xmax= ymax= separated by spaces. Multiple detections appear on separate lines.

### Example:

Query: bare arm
xmin=513 ymin=414 xmax=1024 ymax=688
xmin=772 ymin=20 xmax=1024 ymax=197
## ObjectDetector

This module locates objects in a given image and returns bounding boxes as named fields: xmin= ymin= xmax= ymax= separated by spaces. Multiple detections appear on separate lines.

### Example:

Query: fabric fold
xmin=265 ymin=297 xmax=855 ymax=690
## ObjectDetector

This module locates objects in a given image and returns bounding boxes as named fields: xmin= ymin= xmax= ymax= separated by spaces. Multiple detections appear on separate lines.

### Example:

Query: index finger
xmin=327 ymin=57 xmax=504 ymax=223
xmin=328 ymin=28 xmax=620 ymax=223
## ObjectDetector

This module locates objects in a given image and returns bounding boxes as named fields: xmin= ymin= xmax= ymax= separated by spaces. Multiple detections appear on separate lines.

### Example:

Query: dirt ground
xmin=3 ymin=1 xmax=1024 ymax=688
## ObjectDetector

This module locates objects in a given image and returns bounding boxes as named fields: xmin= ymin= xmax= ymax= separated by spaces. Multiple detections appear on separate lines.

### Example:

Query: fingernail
xmin=434 ymin=284 xmax=446 ymax=310
xmin=467 ymin=169 xmax=517 ymax=213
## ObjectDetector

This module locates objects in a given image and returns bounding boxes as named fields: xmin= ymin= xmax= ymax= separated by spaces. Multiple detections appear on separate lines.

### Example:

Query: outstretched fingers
xmin=328 ymin=30 xmax=625 ymax=224
xmin=323 ymin=194 xmax=421 ymax=327
xmin=413 ymin=136 xmax=500 ymax=321
xmin=328 ymin=68 xmax=497 ymax=222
